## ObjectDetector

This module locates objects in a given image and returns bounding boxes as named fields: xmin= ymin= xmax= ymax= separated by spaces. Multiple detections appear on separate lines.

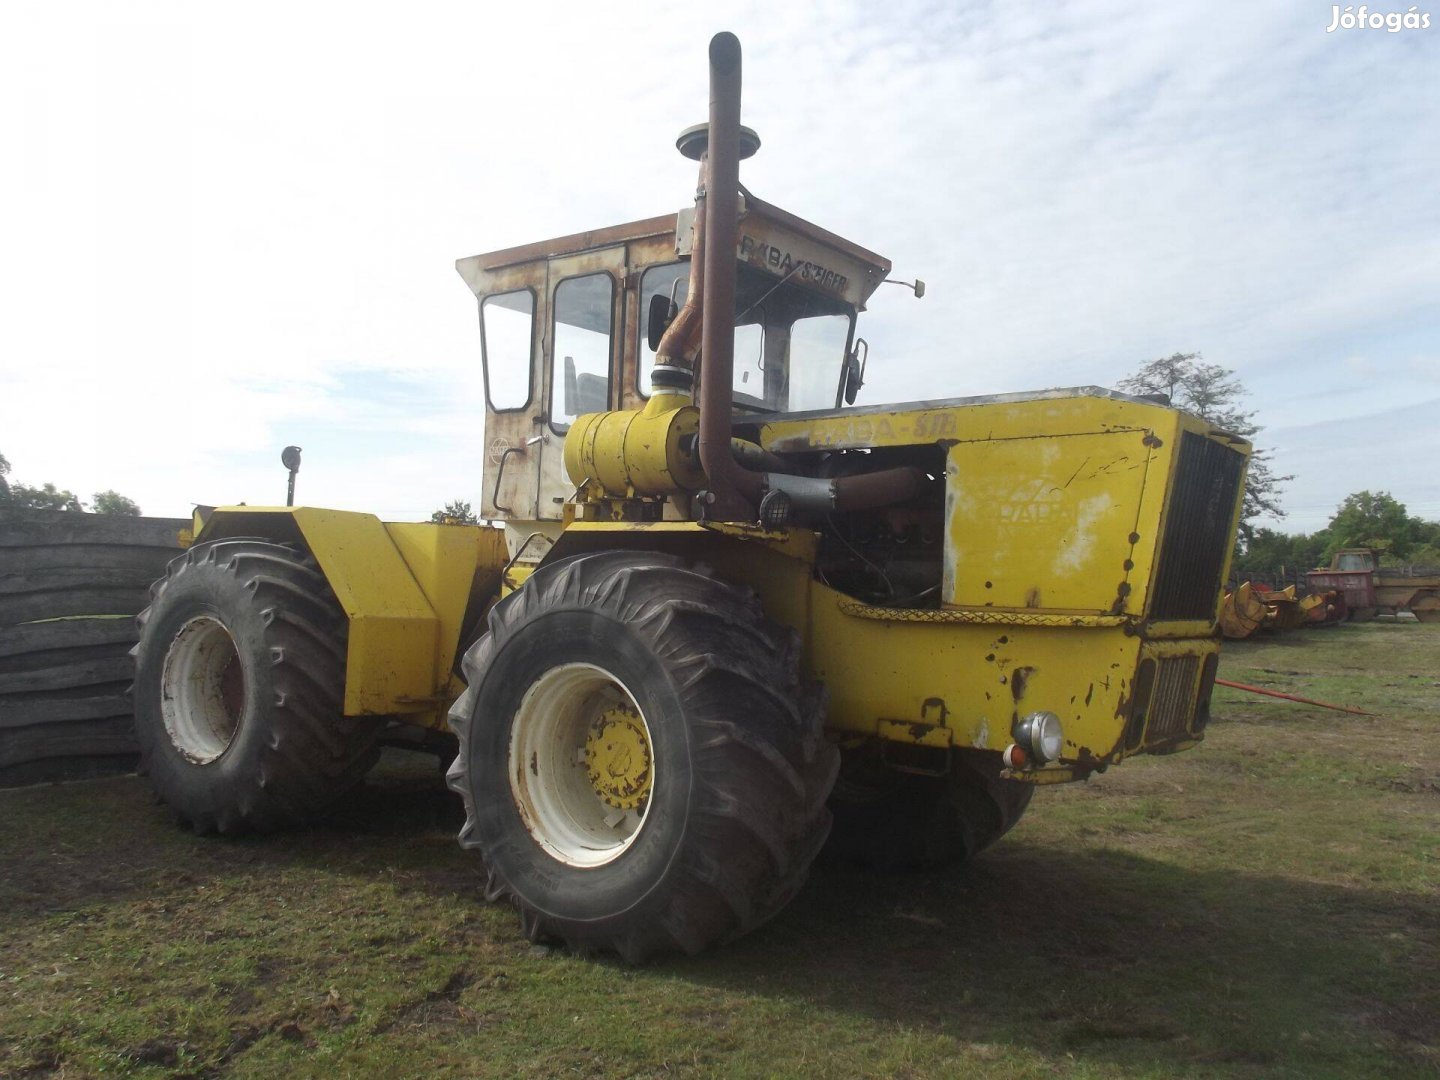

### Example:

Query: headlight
xmin=1014 ymin=710 xmax=1064 ymax=764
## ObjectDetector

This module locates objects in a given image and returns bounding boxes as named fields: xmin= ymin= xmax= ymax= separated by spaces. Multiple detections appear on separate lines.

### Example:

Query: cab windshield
xmin=639 ymin=262 xmax=853 ymax=413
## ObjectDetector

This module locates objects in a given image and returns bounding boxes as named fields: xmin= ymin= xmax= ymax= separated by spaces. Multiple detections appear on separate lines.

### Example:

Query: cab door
xmin=464 ymin=259 xmax=548 ymax=521
xmin=536 ymin=246 xmax=627 ymax=519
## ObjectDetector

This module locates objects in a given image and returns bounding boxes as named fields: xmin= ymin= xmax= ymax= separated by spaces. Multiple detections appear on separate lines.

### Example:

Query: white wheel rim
xmin=160 ymin=615 xmax=244 ymax=764
xmin=508 ymin=662 xmax=655 ymax=868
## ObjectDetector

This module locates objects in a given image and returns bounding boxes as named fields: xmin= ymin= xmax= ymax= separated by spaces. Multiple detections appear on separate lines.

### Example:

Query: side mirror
xmin=647 ymin=293 xmax=679 ymax=352
xmin=842 ymin=338 xmax=869 ymax=406
xmin=912 ymin=279 xmax=926 ymax=299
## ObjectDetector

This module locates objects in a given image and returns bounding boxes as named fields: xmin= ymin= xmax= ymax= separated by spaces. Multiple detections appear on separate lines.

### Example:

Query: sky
xmin=1 ymin=0 xmax=1436 ymax=532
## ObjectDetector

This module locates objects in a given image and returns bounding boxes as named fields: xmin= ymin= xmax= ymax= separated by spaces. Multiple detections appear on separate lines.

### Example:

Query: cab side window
xmin=551 ymin=273 xmax=614 ymax=430
xmin=637 ymin=262 xmax=688 ymax=396
xmin=481 ymin=290 xmax=535 ymax=411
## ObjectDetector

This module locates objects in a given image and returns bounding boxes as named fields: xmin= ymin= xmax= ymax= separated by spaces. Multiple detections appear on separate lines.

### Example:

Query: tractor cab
xmin=456 ymin=195 xmax=892 ymax=522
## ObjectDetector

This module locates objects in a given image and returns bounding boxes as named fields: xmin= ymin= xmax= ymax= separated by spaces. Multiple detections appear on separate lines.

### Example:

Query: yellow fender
xmin=196 ymin=507 xmax=506 ymax=725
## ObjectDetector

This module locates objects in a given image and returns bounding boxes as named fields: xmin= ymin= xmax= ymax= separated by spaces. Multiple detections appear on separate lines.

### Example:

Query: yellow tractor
xmin=131 ymin=34 xmax=1249 ymax=961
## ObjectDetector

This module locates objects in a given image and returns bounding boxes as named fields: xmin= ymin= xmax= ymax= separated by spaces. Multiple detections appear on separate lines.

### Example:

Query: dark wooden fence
xmin=0 ymin=510 xmax=189 ymax=786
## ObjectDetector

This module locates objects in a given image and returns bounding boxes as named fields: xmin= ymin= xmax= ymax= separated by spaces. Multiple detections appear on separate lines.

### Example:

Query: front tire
xmin=131 ymin=539 xmax=380 ymax=833
xmin=446 ymin=551 xmax=838 ymax=962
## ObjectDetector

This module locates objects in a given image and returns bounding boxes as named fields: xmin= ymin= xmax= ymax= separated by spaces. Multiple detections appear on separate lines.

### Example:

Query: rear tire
xmin=826 ymin=749 xmax=1033 ymax=870
xmin=131 ymin=539 xmax=380 ymax=833
xmin=446 ymin=551 xmax=838 ymax=962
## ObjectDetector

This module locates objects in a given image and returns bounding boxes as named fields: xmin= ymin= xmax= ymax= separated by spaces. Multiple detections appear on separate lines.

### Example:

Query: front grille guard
xmin=1123 ymin=651 xmax=1220 ymax=754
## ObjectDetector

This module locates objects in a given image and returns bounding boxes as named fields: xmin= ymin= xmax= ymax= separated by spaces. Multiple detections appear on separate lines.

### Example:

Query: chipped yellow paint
xmin=584 ymin=705 xmax=653 ymax=809
xmin=803 ymin=574 xmax=1146 ymax=761
xmin=877 ymin=719 xmax=954 ymax=748
xmin=945 ymin=429 xmax=1154 ymax=613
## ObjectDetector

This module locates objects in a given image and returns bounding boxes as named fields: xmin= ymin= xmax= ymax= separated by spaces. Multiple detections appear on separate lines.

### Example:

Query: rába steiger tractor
xmin=131 ymin=33 xmax=1250 ymax=961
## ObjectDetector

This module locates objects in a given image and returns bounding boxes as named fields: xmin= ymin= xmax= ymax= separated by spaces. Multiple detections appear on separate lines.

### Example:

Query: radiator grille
xmin=1146 ymin=655 xmax=1201 ymax=744
xmin=1150 ymin=432 xmax=1246 ymax=620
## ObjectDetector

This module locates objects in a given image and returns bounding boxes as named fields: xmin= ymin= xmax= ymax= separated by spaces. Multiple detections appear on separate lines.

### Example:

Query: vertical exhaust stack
xmin=697 ymin=31 xmax=763 ymax=521
xmin=691 ymin=32 xmax=926 ymax=523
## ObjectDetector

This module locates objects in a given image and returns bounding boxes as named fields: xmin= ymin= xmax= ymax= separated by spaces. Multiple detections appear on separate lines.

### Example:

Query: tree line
xmin=1237 ymin=491 xmax=1440 ymax=574
xmin=0 ymin=452 xmax=141 ymax=515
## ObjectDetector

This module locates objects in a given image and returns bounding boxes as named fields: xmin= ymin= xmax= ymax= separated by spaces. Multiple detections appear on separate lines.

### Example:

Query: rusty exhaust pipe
xmin=694 ymin=32 xmax=927 ymax=524
xmin=697 ymin=31 xmax=762 ymax=520
xmin=651 ymin=162 xmax=707 ymax=385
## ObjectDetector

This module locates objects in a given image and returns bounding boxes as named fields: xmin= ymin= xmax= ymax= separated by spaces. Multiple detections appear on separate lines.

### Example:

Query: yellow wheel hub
xmin=584 ymin=706 xmax=652 ymax=810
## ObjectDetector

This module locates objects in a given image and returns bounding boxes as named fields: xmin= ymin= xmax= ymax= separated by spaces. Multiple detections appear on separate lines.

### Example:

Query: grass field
xmin=2 ymin=623 xmax=1436 ymax=1078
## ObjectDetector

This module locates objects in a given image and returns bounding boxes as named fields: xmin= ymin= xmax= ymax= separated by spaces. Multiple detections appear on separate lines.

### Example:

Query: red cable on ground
xmin=1215 ymin=678 xmax=1377 ymax=716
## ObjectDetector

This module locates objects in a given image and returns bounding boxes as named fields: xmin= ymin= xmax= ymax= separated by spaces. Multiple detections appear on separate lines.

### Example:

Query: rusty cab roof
xmin=456 ymin=194 xmax=892 ymax=310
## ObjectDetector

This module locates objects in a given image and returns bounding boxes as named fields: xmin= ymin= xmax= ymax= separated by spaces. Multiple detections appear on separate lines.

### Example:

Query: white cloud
xmin=1260 ymin=397 xmax=1440 ymax=532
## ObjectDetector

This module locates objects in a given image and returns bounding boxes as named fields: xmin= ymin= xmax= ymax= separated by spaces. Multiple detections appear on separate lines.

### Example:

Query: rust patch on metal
xmin=1024 ymin=587 xmax=1042 ymax=608
xmin=1113 ymin=677 xmax=1133 ymax=721
xmin=920 ymin=697 xmax=949 ymax=725
xmin=1142 ymin=433 xmax=1164 ymax=448
xmin=1010 ymin=666 xmax=1035 ymax=703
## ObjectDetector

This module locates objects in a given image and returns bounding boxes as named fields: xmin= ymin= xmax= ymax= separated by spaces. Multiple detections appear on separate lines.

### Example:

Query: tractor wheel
xmin=131 ymin=539 xmax=380 ymax=833
xmin=446 ymin=551 xmax=838 ymax=962
xmin=826 ymin=749 xmax=1033 ymax=870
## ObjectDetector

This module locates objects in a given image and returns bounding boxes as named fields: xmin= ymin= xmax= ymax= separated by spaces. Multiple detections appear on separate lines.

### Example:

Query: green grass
xmin=2 ymin=623 xmax=1436 ymax=1078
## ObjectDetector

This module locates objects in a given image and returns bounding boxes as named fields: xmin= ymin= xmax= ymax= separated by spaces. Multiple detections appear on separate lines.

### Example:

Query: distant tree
xmin=430 ymin=499 xmax=479 ymax=525
xmin=1323 ymin=490 xmax=1430 ymax=560
xmin=8 ymin=481 xmax=85 ymax=511
xmin=1119 ymin=352 xmax=1291 ymax=539
xmin=1404 ymin=542 xmax=1440 ymax=569
xmin=0 ymin=451 xmax=10 ymax=501
xmin=92 ymin=490 xmax=142 ymax=516
xmin=1235 ymin=526 xmax=1326 ymax=575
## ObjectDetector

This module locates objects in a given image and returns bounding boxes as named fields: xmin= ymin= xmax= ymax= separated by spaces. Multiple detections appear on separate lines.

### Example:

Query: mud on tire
xmin=131 ymin=539 xmax=380 ymax=833
xmin=446 ymin=551 xmax=839 ymax=962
